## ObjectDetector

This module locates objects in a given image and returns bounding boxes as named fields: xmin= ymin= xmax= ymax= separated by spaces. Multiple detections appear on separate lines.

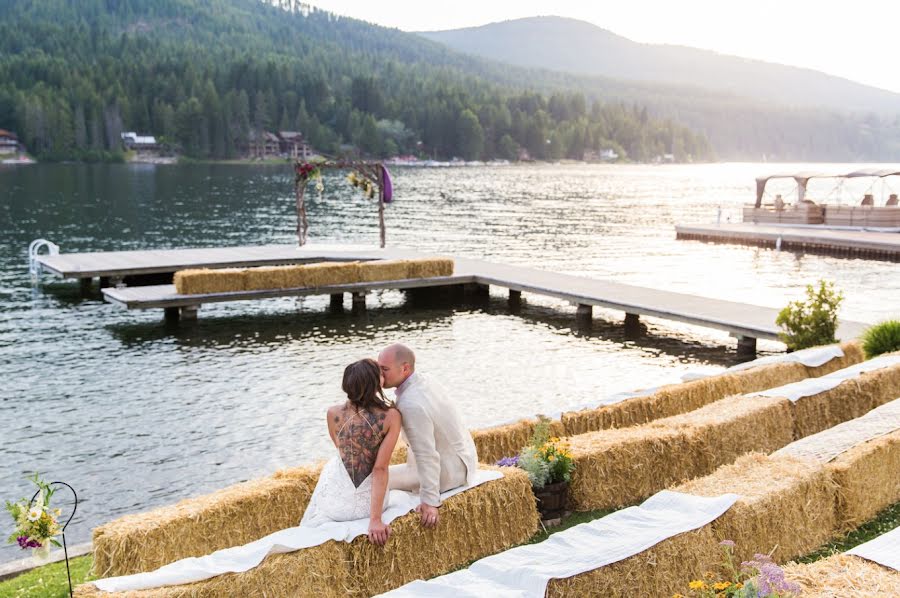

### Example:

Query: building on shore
xmin=0 ymin=129 xmax=21 ymax=155
xmin=121 ymin=132 xmax=160 ymax=152
xmin=278 ymin=131 xmax=315 ymax=160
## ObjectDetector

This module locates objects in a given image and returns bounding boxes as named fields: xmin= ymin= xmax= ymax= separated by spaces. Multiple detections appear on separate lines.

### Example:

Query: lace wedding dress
xmin=300 ymin=454 xmax=390 ymax=527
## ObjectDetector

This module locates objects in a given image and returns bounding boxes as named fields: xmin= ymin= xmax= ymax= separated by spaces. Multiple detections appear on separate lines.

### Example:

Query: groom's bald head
xmin=378 ymin=343 xmax=415 ymax=388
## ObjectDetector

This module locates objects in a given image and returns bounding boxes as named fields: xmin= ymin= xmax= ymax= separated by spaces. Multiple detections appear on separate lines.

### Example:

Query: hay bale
xmin=566 ymin=395 xmax=792 ymax=511
xmin=472 ymin=418 xmax=566 ymax=464
xmin=406 ymin=258 xmax=454 ymax=279
xmin=301 ymin=261 xmax=361 ymax=287
xmin=828 ymin=429 xmax=900 ymax=532
xmin=75 ymin=540 xmax=350 ymax=598
xmin=783 ymin=553 xmax=900 ymax=597
xmin=560 ymin=342 xmax=863 ymax=438
xmin=672 ymin=453 xmax=838 ymax=564
xmin=791 ymin=362 xmax=900 ymax=439
xmin=92 ymin=468 xmax=321 ymax=578
xmin=242 ymin=265 xmax=296 ymax=291
xmin=346 ymin=467 xmax=538 ymax=596
xmin=357 ymin=259 xmax=411 ymax=283
xmin=545 ymin=526 xmax=722 ymax=598
xmin=173 ymin=268 xmax=246 ymax=295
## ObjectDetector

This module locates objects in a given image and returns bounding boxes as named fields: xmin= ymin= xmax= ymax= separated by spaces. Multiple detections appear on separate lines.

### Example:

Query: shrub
xmin=861 ymin=319 xmax=900 ymax=358
xmin=775 ymin=280 xmax=844 ymax=351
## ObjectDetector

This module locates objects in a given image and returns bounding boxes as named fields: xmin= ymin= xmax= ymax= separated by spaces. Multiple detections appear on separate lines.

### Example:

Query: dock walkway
xmin=36 ymin=244 xmax=868 ymax=354
xmin=676 ymin=223 xmax=900 ymax=261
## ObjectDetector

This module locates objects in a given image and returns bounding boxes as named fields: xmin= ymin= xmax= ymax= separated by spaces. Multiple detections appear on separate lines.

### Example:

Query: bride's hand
xmin=368 ymin=519 xmax=391 ymax=546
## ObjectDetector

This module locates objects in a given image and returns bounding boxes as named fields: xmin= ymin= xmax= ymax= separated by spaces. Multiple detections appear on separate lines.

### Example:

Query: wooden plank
xmin=675 ymin=224 xmax=900 ymax=254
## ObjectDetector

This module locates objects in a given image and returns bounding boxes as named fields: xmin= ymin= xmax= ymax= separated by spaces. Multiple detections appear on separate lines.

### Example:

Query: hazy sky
xmin=308 ymin=0 xmax=900 ymax=94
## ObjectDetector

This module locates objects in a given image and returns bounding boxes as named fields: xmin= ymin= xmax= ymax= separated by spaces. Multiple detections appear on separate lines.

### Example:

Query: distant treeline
xmin=0 ymin=0 xmax=711 ymax=162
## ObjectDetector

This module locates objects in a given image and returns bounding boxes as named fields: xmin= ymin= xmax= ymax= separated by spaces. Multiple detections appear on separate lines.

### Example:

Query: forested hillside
xmin=0 ymin=0 xmax=710 ymax=162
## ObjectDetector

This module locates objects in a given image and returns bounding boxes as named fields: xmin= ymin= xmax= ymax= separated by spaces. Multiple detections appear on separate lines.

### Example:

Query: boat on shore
xmin=746 ymin=168 xmax=900 ymax=228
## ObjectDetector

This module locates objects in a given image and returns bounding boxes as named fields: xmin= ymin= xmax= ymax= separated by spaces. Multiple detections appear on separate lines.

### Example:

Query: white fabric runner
xmin=681 ymin=344 xmax=845 ymax=382
xmin=847 ymin=525 xmax=900 ymax=571
xmin=377 ymin=490 xmax=739 ymax=598
xmin=93 ymin=470 xmax=503 ymax=593
xmin=775 ymin=398 xmax=900 ymax=463
xmin=752 ymin=354 xmax=900 ymax=402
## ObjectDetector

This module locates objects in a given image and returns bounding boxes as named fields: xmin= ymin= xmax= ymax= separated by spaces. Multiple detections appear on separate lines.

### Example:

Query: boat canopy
xmin=754 ymin=169 xmax=900 ymax=207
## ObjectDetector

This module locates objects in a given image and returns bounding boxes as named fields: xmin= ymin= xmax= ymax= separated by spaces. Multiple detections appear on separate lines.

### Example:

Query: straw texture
xmin=673 ymin=454 xmax=838 ymax=564
xmin=92 ymin=467 xmax=321 ymax=578
xmin=828 ymin=429 xmax=900 ymax=531
xmin=783 ymin=554 xmax=900 ymax=598
xmin=567 ymin=395 xmax=792 ymax=511
xmin=173 ymin=268 xmax=245 ymax=295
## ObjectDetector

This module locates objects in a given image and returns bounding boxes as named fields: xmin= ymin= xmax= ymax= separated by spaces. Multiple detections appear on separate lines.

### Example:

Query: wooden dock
xmin=35 ymin=244 xmax=868 ymax=355
xmin=676 ymin=223 xmax=900 ymax=261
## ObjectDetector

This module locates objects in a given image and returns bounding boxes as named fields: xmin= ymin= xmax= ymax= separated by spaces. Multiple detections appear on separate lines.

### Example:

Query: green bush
xmin=776 ymin=280 xmax=844 ymax=351
xmin=861 ymin=320 xmax=900 ymax=358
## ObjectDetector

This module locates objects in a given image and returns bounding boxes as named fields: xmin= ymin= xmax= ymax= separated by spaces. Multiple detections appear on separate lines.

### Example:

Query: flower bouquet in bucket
xmin=497 ymin=417 xmax=575 ymax=521
xmin=5 ymin=473 xmax=63 ymax=563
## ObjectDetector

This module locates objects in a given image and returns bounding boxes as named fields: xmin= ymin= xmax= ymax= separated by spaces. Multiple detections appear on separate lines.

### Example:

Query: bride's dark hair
xmin=342 ymin=358 xmax=391 ymax=411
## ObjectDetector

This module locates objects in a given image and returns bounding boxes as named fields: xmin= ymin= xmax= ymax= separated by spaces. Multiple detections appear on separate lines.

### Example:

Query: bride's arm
xmin=368 ymin=408 xmax=402 ymax=545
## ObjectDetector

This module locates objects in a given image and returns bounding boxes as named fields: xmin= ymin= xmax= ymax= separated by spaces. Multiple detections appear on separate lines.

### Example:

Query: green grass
xmin=527 ymin=508 xmax=617 ymax=545
xmin=0 ymin=555 xmax=93 ymax=598
xmin=796 ymin=500 xmax=900 ymax=564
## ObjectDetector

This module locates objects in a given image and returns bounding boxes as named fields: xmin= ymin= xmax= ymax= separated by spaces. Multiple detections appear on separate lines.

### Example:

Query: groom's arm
xmin=402 ymin=403 xmax=442 ymax=507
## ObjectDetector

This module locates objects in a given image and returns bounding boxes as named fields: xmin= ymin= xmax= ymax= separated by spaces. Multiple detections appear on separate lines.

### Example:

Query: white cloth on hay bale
xmin=681 ymin=343 xmax=846 ymax=382
xmin=377 ymin=490 xmax=739 ymax=598
xmin=751 ymin=354 xmax=900 ymax=402
xmin=847 ymin=525 xmax=900 ymax=571
xmin=92 ymin=469 xmax=503 ymax=593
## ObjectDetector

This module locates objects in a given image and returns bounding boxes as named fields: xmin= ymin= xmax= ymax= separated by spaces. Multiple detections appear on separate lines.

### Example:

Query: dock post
xmin=576 ymin=303 xmax=592 ymax=328
xmin=736 ymin=335 xmax=757 ymax=357
xmin=329 ymin=293 xmax=344 ymax=314
xmin=180 ymin=305 xmax=199 ymax=321
xmin=624 ymin=312 xmax=641 ymax=335
xmin=352 ymin=292 xmax=366 ymax=314
xmin=164 ymin=307 xmax=180 ymax=322
xmin=99 ymin=277 xmax=110 ymax=289
xmin=79 ymin=277 xmax=93 ymax=296
xmin=508 ymin=289 xmax=522 ymax=311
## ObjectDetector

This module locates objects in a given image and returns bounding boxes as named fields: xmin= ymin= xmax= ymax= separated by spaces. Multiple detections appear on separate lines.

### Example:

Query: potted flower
xmin=497 ymin=417 xmax=575 ymax=521
xmin=5 ymin=474 xmax=63 ymax=563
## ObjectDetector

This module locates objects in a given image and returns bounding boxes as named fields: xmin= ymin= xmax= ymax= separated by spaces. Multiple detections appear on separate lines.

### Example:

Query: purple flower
xmin=719 ymin=540 xmax=735 ymax=548
xmin=496 ymin=455 xmax=519 ymax=467
xmin=16 ymin=536 xmax=41 ymax=549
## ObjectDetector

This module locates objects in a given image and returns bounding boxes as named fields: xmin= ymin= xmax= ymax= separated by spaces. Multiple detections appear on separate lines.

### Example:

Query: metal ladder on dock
xmin=28 ymin=239 xmax=59 ymax=283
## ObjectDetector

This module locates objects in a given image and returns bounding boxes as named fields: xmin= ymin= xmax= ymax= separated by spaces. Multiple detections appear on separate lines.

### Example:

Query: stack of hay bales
xmin=79 ymin=469 xmax=537 ymax=598
xmin=91 ymin=465 xmax=322 ymax=578
xmin=173 ymin=258 xmax=455 ymax=295
xmin=783 ymin=554 xmax=900 ymax=597
xmin=565 ymin=360 xmax=900 ymax=512
xmin=829 ymin=428 xmax=900 ymax=532
xmin=561 ymin=341 xmax=863 ymax=436
xmin=566 ymin=395 xmax=793 ymax=511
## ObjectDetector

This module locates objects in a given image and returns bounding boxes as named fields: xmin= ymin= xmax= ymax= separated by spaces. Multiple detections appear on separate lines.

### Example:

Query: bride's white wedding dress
xmin=300 ymin=453 xmax=391 ymax=528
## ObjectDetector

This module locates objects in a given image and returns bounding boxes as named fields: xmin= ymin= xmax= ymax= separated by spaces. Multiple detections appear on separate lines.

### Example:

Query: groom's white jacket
xmin=395 ymin=372 xmax=478 ymax=507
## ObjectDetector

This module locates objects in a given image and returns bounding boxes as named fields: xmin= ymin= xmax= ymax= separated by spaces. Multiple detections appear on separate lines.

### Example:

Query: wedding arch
xmin=294 ymin=160 xmax=393 ymax=248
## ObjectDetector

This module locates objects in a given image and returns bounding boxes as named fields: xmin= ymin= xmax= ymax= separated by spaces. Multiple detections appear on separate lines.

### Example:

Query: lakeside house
xmin=243 ymin=130 xmax=315 ymax=160
xmin=277 ymin=131 xmax=315 ymax=160
xmin=0 ymin=129 xmax=21 ymax=155
xmin=121 ymin=132 xmax=160 ymax=151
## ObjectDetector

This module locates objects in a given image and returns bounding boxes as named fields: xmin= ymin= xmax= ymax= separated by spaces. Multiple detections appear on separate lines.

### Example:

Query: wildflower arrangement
xmin=496 ymin=417 xmax=575 ymax=488
xmin=674 ymin=540 xmax=799 ymax=598
xmin=5 ymin=473 xmax=63 ymax=552
xmin=347 ymin=171 xmax=377 ymax=199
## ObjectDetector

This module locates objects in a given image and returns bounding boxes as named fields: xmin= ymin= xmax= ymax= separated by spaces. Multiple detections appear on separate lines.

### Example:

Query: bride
xmin=300 ymin=358 xmax=401 ymax=545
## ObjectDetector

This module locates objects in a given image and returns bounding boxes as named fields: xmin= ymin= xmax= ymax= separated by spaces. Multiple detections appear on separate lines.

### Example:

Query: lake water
xmin=1 ymin=162 xmax=897 ymax=561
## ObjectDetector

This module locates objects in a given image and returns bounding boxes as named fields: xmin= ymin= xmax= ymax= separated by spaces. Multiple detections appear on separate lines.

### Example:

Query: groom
xmin=377 ymin=343 xmax=478 ymax=528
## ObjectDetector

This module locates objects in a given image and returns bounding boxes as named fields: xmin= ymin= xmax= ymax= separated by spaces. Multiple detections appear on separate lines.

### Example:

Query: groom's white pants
xmin=388 ymin=453 xmax=468 ymax=501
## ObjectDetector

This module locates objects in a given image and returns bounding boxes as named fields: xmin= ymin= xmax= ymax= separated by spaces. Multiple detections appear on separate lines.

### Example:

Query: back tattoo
xmin=335 ymin=407 xmax=388 ymax=487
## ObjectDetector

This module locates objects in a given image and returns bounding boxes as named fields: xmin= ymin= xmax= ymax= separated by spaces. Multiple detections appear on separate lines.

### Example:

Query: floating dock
xmin=35 ymin=244 xmax=869 ymax=356
xmin=676 ymin=223 xmax=900 ymax=261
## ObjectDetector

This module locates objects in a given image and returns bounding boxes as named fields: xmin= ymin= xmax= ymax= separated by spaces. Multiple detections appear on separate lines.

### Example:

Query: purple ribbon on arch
xmin=381 ymin=165 xmax=393 ymax=203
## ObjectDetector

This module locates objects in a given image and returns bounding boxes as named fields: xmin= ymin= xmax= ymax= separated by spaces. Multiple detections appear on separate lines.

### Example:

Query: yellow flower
xmin=688 ymin=580 xmax=706 ymax=590
xmin=550 ymin=437 xmax=560 ymax=443
xmin=672 ymin=594 xmax=684 ymax=598
xmin=713 ymin=581 xmax=731 ymax=590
